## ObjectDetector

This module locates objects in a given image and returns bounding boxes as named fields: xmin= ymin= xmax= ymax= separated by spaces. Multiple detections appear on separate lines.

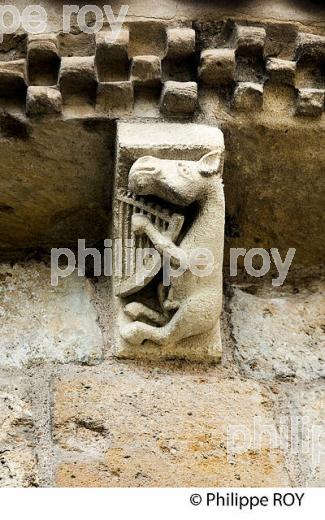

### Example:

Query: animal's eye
xmin=178 ymin=163 xmax=190 ymax=175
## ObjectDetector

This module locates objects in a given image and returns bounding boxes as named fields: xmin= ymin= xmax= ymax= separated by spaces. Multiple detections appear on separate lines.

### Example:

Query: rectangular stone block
xmin=95 ymin=29 xmax=130 ymax=82
xmin=0 ymin=263 xmax=103 ymax=368
xmin=233 ymin=25 xmax=266 ymax=55
xmin=59 ymin=57 xmax=98 ymax=104
xmin=0 ymin=59 xmax=26 ymax=100
xmin=266 ymin=58 xmax=296 ymax=85
xmin=295 ymin=32 xmax=325 ymax=61
xmin=26 ymin=86 xmax=62 ymax=117
xmin=166 ymin=28 xmax=195 ymax=59
xmin=199 ymin=48 xmax=236 ymax=85
xmin=0 ymin=376 xmax=38 ymax=487
xmin=113 ymin=122 xmax=225 ymax=362
xmin=296 ymin=88 xmax=325 ymax=117
xmin=264 ymin=22 xmax=298 ymax=60
xmin=58 ymin=33 xmax=96 ymax=57
xmin=27 ymin=33 xmax=60 ymax=86
xmin=283 ymin=385 xmax=325 ymax=486
xmin=96 ymin=81 xmax=134 ymax=116
xmin=130 ymin=55 xmax=162 ymax=86
xmin=160 ymin=81 xmax=197 ymax=114
xmin=233 ymin=81 xmax=263 ymax=111
xmin=53 ymin=364 xmax=290 ymax=487
xmin=229 ymin=284 xmax=325 ymax=381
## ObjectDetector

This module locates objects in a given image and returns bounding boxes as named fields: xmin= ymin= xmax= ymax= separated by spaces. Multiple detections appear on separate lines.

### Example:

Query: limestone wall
xmin=1 ymin=263 xmax=324 ymax=487
xmin=0 ymin=0 xmax=324 ymax=487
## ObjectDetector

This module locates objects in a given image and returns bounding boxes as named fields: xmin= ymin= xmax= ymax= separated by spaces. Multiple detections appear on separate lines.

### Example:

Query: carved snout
xmin=128 ymin=156 xmax=160 ymax=194
xmin=128 ymin=170 xmax=156 ymax=193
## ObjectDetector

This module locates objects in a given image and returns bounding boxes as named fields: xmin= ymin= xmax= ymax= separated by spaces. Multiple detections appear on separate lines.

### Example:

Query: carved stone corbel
xmin=113 ymin=122 xmax=225 ymax=362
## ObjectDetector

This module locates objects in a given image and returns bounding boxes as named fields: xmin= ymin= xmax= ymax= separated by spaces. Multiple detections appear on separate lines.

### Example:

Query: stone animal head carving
xmin=128 ymin=151 xmax=223 ymax=206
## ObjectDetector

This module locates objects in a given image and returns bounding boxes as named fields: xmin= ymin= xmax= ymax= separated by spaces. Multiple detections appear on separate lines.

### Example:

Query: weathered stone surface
xmin=95 ymin=29 xmax=129 ymax=82
xmin=0 ymin=59 xmax=26 ymax=99
xmin=296 ymin=88 xmax=325 ymax=117
xmin=116 ymin=121 xmax=224 ymax=167
xmin=160 ymin=81 xmax=197 ymax=114
xmin=222 ymin=119 xmax=325 ymax=274
xmin=58 ymin=33 xmax=96 ymax=57
xmin=59 ymin=57 xmax=97 ymax=103
xmin=26 ymin=86 xmax=62 ymax=117
xmin=233 ymin=82 xmax=263 ymax=111
xmin=286 ymin=385 xmax=325 ymax=486
xmin=53 ymin=363 xmax=290 ymax=487
xmin=230 ymin=284 xmax=325 ymax=381
xmin=273 ymin=383 xmax=325 ymax=486
xmin=266 ymin=58 xmax=296 ymax=85
xmin=27 ymin=33 xmax=60 ymax=86
xmin=263 ymin=22 xmax=298 ymax=59
xmin=131 ymin=55 xmax=162 ymax=86
xmin=27 ymin=33 xmax=58 ymax=53
xmin=0 ymin=106 xmax=323 ymax=271
xmin=233 ymin=25 xmax=266 ymax=54
xmin=0 ymin=262 xmax=103 ymax=368
xmin=127 ymin=22 xmax=167 ymax=58
xmin=0 ymin=118 xmax=113 ymax=255
xmin=199 ymin=49 xmax=235 ymax=85
xmin=96 ymin=81 xmax=134 ymax=116
xmin=0 ymin=377 xmax=38 ymax=487
xmin=0 ymin=0 xmax=324 ymax=492
xmin=0 ymin=112 xmax=30 ymax=141
xmin=166 ymin=28 xmax=195 ymax=59
xmin=6 ymin=0 xmax=325 ymax=34
xmin=295 ymin=32 xmax=325 ymax=61
xmin=0 ymin=18 xmax=323 ymax=274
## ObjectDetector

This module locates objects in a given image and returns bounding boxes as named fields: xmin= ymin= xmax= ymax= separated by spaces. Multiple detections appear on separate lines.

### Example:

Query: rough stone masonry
xmin=0 ymin=0 xmax=324 ymax=487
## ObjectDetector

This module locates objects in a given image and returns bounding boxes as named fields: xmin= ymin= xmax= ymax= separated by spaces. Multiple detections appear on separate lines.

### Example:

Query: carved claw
xmin=124 ymin=302 xmax=167 ymax=326
xmin=131 ymin=214 xmax=151 ymax=235
xmin=120 ymin=322 xmax=161 ymax=346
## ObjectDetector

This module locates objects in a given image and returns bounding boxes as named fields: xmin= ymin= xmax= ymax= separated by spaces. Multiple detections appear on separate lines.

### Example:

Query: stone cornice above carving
xmin=0 ymin=20 xmax=324 ymax=122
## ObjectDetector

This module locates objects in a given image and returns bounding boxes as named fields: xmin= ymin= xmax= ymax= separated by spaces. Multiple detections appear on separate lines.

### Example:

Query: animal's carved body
xmin=119 ymin=150 xmax=225 ymax=347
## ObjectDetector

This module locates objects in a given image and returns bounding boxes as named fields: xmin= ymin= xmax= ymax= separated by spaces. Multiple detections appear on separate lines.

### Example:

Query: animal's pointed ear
xmin=197 ymin=151 xmax=221 ymax=177
xmin=133 ymin=155 xmax=156 ymax=165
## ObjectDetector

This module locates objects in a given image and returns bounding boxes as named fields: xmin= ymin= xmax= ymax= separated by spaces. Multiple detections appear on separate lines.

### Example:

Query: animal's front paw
xmin=131 ymin=214 xmax=151 ymax=235
xmin=120 ymin=322 xmax=151 ymax=346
